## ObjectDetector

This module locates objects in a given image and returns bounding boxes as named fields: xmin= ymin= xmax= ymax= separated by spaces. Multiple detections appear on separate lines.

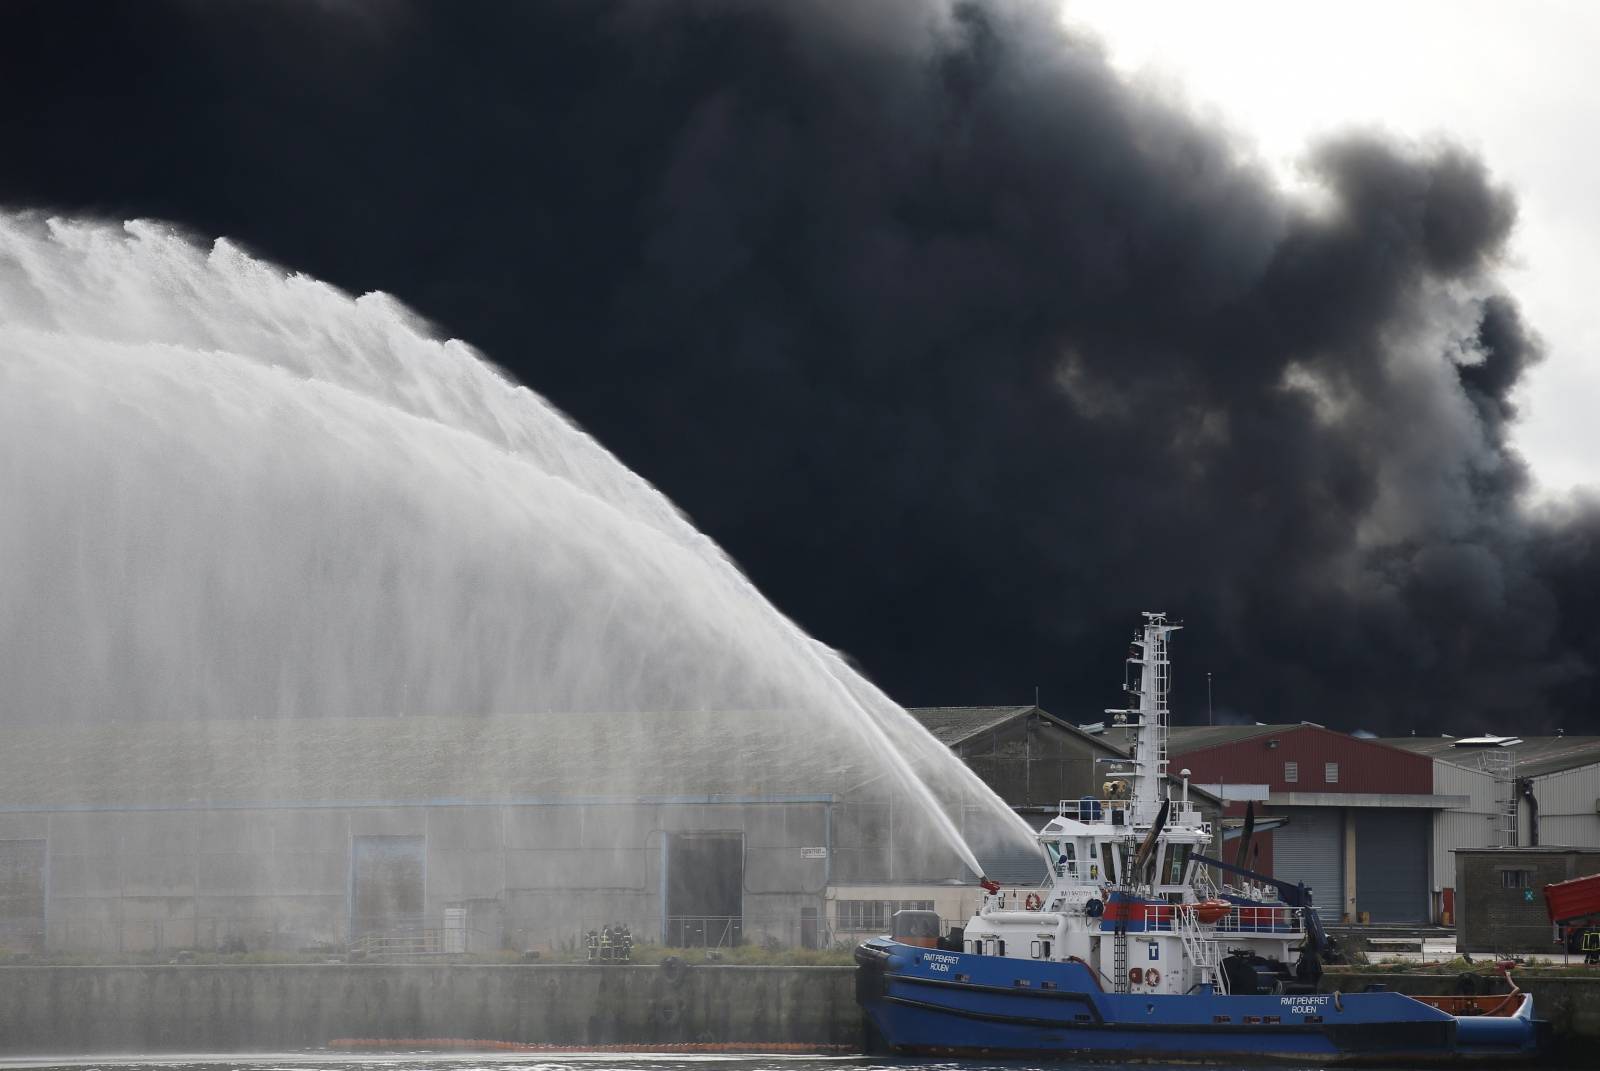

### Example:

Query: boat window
xmin=1030 ymin=940 xmax=1041 ymax=959
xmin=1101 ymin=842 xmax=1117 ymax=884
xmin=985 ymin=938 xmax=997 ymax=956
xmin=1042 ymin=939 xmax=1052 ymax=959
xmin=964 ymin=940 xmax=975 ymax=954
xmin=998 ymin=939 xmax=1006 ymax=956
xmin=1048 ymin=841 xmax=1078 ymax=878
xmin=1166 ymin=843 xmax=1192 ymax=885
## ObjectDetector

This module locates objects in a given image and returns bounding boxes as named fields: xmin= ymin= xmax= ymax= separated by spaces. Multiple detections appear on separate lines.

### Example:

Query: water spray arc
xmin=0 ymin=213 xmax=1036 ymax=886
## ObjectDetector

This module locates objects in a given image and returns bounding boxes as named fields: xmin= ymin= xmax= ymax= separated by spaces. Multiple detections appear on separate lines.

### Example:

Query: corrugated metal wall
xmin=1529 ymin=762 xmax=1600 ymax=846
xmin=1273 ymin=807 xmax=1342 ymax=912
xmin=1433 ymin=759 xmax=1499 ymax=893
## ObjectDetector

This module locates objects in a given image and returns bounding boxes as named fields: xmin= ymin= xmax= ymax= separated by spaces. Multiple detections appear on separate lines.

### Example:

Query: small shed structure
xmin=1454 ymin=847 xmax=1600 ymax=953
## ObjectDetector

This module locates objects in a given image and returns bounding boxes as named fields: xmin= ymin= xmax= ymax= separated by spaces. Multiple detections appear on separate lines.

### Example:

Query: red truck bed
xmin=1545 ymin=872 xmax=1600 ymax=924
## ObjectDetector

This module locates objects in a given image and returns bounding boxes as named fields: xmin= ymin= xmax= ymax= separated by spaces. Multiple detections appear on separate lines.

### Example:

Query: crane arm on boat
xmin=1192 ymin=851 xmax=1309 ymax=906
xmin=1127 ymin=799 xmax=1170 ymax=885
xmin=1192 ymin=851 xmax=1336 ymax=961
xmin=1233 ymin=800 xmax=1256 ymax=869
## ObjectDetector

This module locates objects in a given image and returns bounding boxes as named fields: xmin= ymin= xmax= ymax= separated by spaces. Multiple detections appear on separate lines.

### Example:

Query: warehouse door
xmin=665 ymin=832 xmax=743 ymax=947
xmin=1354 ymin=809 xmax=1429 ymax=923
xmin=1273 ymin=808 xmax=1343 ymax=915
xmin=351 ymin=835 xmax=425 ymax=940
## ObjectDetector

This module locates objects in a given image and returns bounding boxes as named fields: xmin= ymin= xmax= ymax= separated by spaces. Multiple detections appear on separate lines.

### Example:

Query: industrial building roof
xmin=1381 ymin=735 xmax=1600 ymax=778
xmin=1452 ymin=846 xmax=1600 ymax=854
xmin=906 ymin=706 xmax=1038 ymax=745
xmin=1091 ymin=722 xmax=1295 ymax=753
xmin=1087 ymin=722 xmax=1600 ymax=779
xmin=905 ymin=705 xmax=1124 ymax=753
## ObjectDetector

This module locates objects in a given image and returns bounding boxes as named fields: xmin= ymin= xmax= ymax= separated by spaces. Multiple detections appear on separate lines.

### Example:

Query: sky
xmin=2 ymin=1 xmax=1598 ymax=735
xmin=1062 ymin=0 xmax=1600 ymax=496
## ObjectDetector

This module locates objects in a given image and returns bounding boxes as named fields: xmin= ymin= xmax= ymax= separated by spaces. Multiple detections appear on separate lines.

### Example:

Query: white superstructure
xmin=961 ymin=613 xmax=1314 ymax=996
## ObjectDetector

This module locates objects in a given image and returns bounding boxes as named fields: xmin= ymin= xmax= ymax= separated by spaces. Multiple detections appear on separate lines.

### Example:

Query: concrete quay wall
xmin=0 ymin=963 xmax=861 ymax=1054
xmin=13 ymin=963 xmax=1600 ymax=1057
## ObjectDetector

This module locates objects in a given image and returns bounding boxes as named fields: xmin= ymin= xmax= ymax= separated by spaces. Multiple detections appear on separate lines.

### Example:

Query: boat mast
xmin=1105 ymin=611 xmax=1180 ymax=825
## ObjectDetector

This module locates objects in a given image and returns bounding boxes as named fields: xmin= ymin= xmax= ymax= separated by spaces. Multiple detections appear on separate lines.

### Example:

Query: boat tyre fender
xmin=655 ymin=997 xmax=683 ymax=1026
xmin=1024 ymin=892 xmax=1043 ymax=911
xmin=1333 ymin=990 xmax=1343 ymax=1013
xmin=1145 ymin=967 xmax=1160 ymax=987
xmin=661 ymin=956 xmax=687 ymax=986
xmin=1084 ymin=898 xmax=1104 ymax=918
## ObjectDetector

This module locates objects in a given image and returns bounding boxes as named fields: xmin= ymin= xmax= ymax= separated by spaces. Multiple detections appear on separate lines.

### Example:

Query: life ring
xmin=1024 ymin=892 xmax=1043 ymax=911
xmin=1128 ymin=966 xmax=1143 ymax=985
xmin=1145 ymin=967 xmax=1161 ymax=987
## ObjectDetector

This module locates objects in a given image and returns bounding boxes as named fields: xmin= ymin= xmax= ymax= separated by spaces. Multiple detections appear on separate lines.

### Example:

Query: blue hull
xmin=855 ymin=939 xmax=1546 ymax=1064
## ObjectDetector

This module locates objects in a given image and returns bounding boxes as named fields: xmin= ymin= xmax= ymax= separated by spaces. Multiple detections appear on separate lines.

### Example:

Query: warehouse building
xmin=0 ymin=704 xmax=1234 ymax=957
xmin=1101 ymin=724 xmax=1485 ymax=925
xmin=0 ymin=711 xmax=996 ymax=956
xmin=1384 ymin=734 xmax=1600 ymax=850
xmin=1385 ymin=734 xmax=1600 ymax=940
xmin=1086 ymin=724 xmax=1600 ymax=928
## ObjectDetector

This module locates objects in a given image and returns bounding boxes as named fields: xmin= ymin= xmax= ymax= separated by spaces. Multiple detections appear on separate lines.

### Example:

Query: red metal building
xmin=1115 ymin=724 xmax=1463 ymax=924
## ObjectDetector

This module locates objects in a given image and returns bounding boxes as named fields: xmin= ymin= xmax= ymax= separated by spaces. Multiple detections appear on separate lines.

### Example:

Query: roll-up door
xmin=1354 ymin=808 xmax=1429 ymax=923
xmin=1273 ymin=807 xmax=1343 ymax=915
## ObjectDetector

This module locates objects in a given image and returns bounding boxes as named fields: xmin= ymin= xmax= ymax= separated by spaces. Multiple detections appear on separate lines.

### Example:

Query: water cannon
xmin=980 ymin=877 xmax=1001 ymax=894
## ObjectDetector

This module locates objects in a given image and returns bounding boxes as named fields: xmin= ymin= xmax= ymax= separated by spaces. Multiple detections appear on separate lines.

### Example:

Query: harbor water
xmin=0 ymin=1057 xmax=1506 ymax=1071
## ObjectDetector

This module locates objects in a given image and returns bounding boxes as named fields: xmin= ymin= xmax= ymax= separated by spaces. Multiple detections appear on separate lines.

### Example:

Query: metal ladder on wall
xmin=1477 ymin=747 xmax=1519 ymax=847
xmin=1113 ymin=922 xmax=1129 ymax=994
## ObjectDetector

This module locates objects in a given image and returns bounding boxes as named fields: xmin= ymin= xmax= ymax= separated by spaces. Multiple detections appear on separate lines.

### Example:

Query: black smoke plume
xmin=2 ymin=0 xmax=1595 ymax=732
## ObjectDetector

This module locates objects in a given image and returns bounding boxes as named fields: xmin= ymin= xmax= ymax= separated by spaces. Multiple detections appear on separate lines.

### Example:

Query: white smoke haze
xmin=0 ymin=212 xmax=1037 ymax=877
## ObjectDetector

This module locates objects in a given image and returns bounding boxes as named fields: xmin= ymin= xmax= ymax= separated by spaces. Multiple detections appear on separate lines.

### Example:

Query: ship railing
xmin=1056 ymin=798 xmax=1203 ymax=828
xmin=1057 ymin=798 xmax=1159 ymax=824
xmin=1210 ymin=905 xmax=1304 ymax=936
xmin=1132 ymin=904 xmax=1305 ymax=936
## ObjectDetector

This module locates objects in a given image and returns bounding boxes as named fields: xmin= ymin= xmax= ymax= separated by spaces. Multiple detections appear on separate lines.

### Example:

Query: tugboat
xmin=855 ymin=613 xmax=1547 ymax=1063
